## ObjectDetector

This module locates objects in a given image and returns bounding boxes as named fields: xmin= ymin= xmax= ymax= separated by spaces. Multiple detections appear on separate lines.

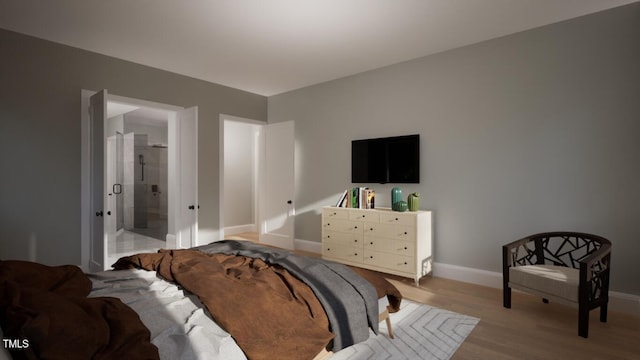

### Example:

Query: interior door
xmin=259 ymin=121 xmax=295 ymax=250
xmin=176 ymin=106 xmax=198 ymax=248
xmin=89 ymin=90 xmax=108 ymax=271
xmin=106 ymin=135 xmax=118 ymax=237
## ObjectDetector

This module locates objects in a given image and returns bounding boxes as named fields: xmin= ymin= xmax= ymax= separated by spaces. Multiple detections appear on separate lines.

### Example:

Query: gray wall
xmin=268 ymin=3 xmax=640 ymax=295
xmin=0 ymin=28 xmax=266 ymax=266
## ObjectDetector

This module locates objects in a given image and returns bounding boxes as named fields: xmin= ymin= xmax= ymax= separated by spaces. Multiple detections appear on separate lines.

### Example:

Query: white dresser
xmin=321 ymin=206 xmax=432 ymax=284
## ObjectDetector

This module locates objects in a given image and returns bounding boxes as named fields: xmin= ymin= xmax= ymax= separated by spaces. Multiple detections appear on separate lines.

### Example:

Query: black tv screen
xmin=351 ymin=134 xmax=419 ymax=184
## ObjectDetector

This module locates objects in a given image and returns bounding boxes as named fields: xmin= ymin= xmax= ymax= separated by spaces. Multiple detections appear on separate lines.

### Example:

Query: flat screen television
xmin=351 ymin=134 xmax=420 ymax=184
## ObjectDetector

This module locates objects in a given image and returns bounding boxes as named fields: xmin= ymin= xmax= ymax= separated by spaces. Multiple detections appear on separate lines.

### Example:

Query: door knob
xmin=287 ymin=200 xmax=292 ymax=204
xmin=107 ymin=211 xmax=111 ymax=216
xmin=95 ymin=211 xmax=103 ymax=217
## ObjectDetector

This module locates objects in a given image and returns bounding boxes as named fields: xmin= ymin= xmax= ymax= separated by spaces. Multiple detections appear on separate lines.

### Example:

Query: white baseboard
xmin=293 ymin=240 xmax=640 ymax=316
xmin=433 ymin=262 xmax=640 ymax=317
xmin=295 ymin=238 xmax=322 ymax=254
xmin=432 ymin=262 xmax=504 ymax=289
xmin=224 ymin=224 xmax=257 ymax=236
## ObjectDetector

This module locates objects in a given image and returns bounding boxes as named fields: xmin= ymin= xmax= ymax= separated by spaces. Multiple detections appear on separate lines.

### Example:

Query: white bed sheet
xmin=88 ymin=269 xmax=247 ymax=360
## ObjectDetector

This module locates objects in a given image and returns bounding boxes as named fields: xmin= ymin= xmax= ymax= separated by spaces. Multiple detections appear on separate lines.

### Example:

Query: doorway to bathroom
xmin=82 ymin=89 xmax=198 ymax=271
xmin=107 ymin=108 xmax=169 ymax=241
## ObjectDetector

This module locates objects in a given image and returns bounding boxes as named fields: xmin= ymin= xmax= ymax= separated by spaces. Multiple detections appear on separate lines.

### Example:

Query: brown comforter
xmin=114 ymin=249 xmax=334 ymax=360
xmin=113 ymin=247 xmax=402 ymax=360
xmin=0 ymin=260 xmax=159 ymax=360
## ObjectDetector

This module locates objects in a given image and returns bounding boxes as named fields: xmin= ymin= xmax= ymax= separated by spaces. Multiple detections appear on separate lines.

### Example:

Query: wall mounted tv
xmin=351 ymin=134 xmax=420 ymax=184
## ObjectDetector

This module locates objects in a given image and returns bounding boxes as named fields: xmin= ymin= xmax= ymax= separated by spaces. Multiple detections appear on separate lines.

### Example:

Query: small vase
xmin=391 ymin=187 xmax=402 ymax=211
xmin=408 ymin=192 xmax=420 ymax=211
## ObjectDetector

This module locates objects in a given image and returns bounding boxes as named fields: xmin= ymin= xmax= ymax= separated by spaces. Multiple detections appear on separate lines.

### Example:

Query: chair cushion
xmin=509 ymin=265 xmax=579 ymax=302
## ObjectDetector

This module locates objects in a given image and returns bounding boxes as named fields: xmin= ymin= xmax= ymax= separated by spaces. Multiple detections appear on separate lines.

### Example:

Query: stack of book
xmin=335 ymin=187 xmax=375 ymax=209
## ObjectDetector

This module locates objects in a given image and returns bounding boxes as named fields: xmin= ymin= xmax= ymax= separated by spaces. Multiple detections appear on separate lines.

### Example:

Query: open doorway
xmin=105 ymin=105 xmax=171 ymax=264
xmin=219 ymin=115 xmax=263 ymax=239
xmin=219 ymin=115 xmax=295 ymax=250
xmin=81 ymin=89 xmax=198 ymax=271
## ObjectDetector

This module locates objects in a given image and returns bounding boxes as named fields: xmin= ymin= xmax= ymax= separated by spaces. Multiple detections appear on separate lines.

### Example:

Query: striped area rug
xmin=330 ymin=300 xmax=479 ymax=360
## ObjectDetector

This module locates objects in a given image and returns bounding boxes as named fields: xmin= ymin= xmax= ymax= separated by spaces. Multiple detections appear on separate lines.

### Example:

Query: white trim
xmin=295 ymin=238 xmax=322 ymax=254
xmin=432 ymin=262 xmax=640 ymax=316
xmin=224 ymin=224 xmax=258 ymax=235
xmin=432 ymin=262 xmax=503 ymax=289
xmin=608 ymin=290 xmax=640 ymax=316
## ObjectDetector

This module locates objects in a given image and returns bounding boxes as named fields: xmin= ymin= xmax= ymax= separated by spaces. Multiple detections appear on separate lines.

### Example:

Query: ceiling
xmin=1 ymin=0 xmax=637 ymax=96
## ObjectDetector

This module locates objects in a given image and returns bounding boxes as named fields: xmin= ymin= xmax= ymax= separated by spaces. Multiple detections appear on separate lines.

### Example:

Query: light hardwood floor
xmin=228 ymin=232 xmax=640 ymax=359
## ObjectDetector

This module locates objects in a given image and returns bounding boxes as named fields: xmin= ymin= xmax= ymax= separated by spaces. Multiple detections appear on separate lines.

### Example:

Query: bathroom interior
xmin=108 ymin=107 xmax=169 ymax=243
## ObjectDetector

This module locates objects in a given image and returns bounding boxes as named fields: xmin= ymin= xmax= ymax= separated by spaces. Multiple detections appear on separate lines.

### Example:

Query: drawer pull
xmin=354 ymin=239 xmax=358 ymax=243
xmin=395 ymin=217 xmax=399 ymax=221
xmin=370 ymin=256 xmax=374 ymax=259
xmin=362 ymin=215 xmax=365 ymax=218
xmin=354 ymin=226 xmax=358 ymax=229
xmin=370 ymin=227 xmax=374 ymax=231
xmin=404 ymin=231 xmax=408 ymax=235
xmin=370 ymin=241 xmax=374 ymax=245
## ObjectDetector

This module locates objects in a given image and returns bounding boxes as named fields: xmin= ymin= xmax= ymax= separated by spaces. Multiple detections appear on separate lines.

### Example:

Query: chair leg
xmin=503 ymin=286 xmax=511 ymax=308
xmin=578 ymin=303 xmax=589 ymax=338
xmin=600 ymin=302 xmax=608 ymax=323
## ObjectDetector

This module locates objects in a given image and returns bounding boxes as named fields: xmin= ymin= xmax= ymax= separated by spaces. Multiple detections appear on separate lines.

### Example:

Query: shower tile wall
xmin=122 ymin=114 xmax=169 ymax=241
xmin=124 ymin=133 xmax=135 ymax=230
xmin=133 ymin=134 xmax=148 ymax=228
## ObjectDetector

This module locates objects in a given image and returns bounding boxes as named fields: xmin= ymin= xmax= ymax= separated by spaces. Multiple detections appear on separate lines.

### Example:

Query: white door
xmin=89 ymin=90 xmax=108 ymax=271
xmin=259 ymin=121 xmax=295 ymax=249
xmin=106 ymin=135 xmax=118 ymax=236
xmin=176 ymin=107 xmax=198 ymax=248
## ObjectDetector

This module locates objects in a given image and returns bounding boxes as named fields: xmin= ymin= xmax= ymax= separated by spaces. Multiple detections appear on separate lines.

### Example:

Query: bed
xmin=1 ymin=240 xmax=402 ymax=360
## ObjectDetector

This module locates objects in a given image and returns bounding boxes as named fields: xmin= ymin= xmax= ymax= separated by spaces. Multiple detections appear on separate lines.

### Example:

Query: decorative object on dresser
xmin=407 ymin=192 xmax=420 ymax=211
xmin=391 ymin=187 xmax=402 ymax=211
xmin=322 ymin=206 xmax=433 ymax=285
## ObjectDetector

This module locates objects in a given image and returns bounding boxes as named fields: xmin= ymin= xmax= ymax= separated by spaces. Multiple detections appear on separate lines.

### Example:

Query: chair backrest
xmin=511 ymin=232 xmax=611 ymax=269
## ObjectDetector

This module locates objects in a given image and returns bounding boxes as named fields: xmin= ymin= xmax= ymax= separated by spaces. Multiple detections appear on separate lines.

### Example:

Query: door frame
xmin=80 ymin=89 xmax=187 ymax=271
xmin=218 ymin=114 xmax=264 ymax=239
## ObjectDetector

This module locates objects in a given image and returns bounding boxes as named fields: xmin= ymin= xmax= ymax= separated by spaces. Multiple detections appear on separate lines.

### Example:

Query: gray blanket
xmin=195 ymin=240 xmax=379 ymax=351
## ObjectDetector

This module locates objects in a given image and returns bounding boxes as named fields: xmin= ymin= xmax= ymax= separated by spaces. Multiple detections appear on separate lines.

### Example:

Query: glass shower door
xmin=116 ymin=131 xmax=124 ymax=231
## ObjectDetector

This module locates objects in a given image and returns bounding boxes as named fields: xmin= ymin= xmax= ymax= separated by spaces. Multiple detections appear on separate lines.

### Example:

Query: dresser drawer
xmin=322 ymin=218 xmax=363 ymax=233
xmin=379 ymin=212 xmax=415 ymax=226
xmin=322 ymin=243 xmax=363 ymax=262
xmin=322 ymin=231 xmax=363 ymax=248
xmin=322 ymin=207 xmax=350 ymax=220
xmin=364 ymin=237 xmax=415 ymax=256
xmin=363 ymin=250 xmax=414 ymax=272
xmin=364 ymin=223 xmax=415 ymax=240
xmin=349 ymin=210 xmax=380 ymax=223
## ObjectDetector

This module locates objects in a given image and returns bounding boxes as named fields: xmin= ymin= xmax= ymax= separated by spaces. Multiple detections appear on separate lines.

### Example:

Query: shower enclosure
xmin=109 ymin=112 xmax=169 ymax=241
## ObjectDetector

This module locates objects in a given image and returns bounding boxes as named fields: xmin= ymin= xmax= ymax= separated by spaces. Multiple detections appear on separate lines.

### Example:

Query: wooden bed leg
xmin=385 ymin=315 xmax=394 ymax=339
xmin=379 ymin=308 xmax=394 ymax=339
